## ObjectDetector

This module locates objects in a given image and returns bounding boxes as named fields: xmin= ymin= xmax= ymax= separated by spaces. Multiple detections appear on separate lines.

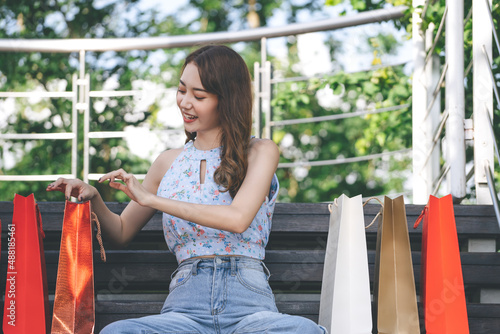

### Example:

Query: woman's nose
xmin=179 ymin=94 xmax=193 ymax=109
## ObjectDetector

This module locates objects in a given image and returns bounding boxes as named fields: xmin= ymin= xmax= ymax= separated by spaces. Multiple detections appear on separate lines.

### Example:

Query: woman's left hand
xmin=99 ymin=169 xmax=153 ymax=206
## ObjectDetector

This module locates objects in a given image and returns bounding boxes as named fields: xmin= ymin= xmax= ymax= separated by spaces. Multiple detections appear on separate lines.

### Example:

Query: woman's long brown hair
xmin=182 ymin=45 xmax=253 ymax=198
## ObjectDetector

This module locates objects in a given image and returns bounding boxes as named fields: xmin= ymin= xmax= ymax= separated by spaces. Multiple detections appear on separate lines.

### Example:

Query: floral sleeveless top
xmin=157 ymin=140 xmax=279 ymax=263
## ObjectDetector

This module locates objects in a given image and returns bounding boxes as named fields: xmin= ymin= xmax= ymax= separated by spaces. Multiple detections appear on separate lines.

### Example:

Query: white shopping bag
xmin=318 ymin=194 xmax=373 ymax=334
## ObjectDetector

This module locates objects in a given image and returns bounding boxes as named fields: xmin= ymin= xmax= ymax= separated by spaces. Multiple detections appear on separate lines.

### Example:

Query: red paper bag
xmin=51 ymin=200 xmax=105 ymax=334
xmin=414 ymin=194 xmax=469 ymax=333
xmin=3 ymin=194 xmax=50 ymax=333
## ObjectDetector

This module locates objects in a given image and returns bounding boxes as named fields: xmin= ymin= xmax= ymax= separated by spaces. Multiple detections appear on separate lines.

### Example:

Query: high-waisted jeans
xmin=100 ymin=256 xmax=327 ymax=334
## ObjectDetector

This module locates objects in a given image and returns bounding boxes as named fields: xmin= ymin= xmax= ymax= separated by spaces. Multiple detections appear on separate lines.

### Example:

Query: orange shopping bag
xmin=414 ymin=194 xmax=469 ymax=334
xmin=3 ymin=194 xmax=50 ymax=333
xmin=51 ymin=200 xmax=106 ymax=334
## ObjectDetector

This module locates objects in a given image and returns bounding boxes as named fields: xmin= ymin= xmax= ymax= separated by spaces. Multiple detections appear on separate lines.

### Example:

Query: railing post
xmin=77 ymin=50 xmax=91 ymax=184
xmin=254 ymin=37 xmax=272 ymax=140
xmin=71 ymin=74 xmax=78 ymax=179
xmin=469 ymin=3 xmax=497 ymax=305
xmin=412 ymin=0 xmax=429 ymax=204
xmin=262 ymin=61 xmax=272 ymax=139
xmin=253 ymin=62 xmax=262 ymax=138
xmin=445 ymin=0 xmax=466 ymax=203
xmin=425 ymin=23 xmax=441 ymax=197
xmin=473 ymin=0 xmax=494 ymax=205
xmin=82 ymin=73 xmax=90 ymax=184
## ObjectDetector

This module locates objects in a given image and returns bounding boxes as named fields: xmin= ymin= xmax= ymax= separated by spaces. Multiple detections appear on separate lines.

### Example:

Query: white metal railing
xmin=413 ymin=0 xmax=498 ymax=205
xmin=0 ymin=74 xmax=79 ymax=181
xmin=485 ymin=160 xmax=500 ymax=228
xmin=412 ymin=0 xmax=441 ymax=203
xmin=473 ymin=0 xmax=496 ymax=205
xmin=1 ymin=2 xmax=497 ymax=207
xmin=0 ymin=6 xmax=407 ymax=184
xmin=258 ymin=59 xmax=413 ymax=170
xmin=484 ymin=110 xmax=500 ymax=229
xmin=269 ymin=103 xmax=411 ymax=127
xmin=0 ymin=7 xmax=406 ymax=53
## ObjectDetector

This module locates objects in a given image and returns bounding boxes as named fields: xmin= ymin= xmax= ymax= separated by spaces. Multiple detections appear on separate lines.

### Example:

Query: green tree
xmin=0 ymin=0 xmax=171 ymax=201
xmin=272 ymin=0 xmax=412 ymax=202
xmin=0 ymin=0 xmax=327 ymax=202
xmin=273 ymin=0 xmax=500 ymax=203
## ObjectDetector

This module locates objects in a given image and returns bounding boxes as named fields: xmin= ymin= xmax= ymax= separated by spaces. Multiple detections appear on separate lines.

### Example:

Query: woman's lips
xmin=183 ymin=112 xmax=198 ymax=123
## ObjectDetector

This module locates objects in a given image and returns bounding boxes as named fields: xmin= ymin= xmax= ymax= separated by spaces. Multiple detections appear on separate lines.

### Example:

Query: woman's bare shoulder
xmin=248 ymin=137 xmax=279 ymax=156
xmin=247 ymin=138 xmax=279 ymax=168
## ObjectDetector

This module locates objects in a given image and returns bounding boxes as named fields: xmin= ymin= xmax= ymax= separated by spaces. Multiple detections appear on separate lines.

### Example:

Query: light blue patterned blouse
xmin=157 ymin=140 xmax=279 ymax=263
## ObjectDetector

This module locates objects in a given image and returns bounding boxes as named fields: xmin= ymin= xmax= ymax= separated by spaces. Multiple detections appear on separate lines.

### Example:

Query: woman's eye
xmin=194 ymin=96 xmax=205 ymax=100
xmin=177 ymin=88 xmax=186 ymax=94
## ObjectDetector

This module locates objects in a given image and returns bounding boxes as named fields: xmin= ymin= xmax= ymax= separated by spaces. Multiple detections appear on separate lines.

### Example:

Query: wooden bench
xmin=1 ymin=201 xmax=499 ymax=333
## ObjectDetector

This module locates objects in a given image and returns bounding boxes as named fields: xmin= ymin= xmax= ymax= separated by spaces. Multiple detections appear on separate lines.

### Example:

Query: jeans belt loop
xmin=230 ymin=257 xmax=237 ymax=276
xmin=191 ymin=259 xmax=201 ymax=276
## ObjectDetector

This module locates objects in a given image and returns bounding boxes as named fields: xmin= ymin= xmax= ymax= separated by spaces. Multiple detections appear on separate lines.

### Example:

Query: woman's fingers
xmin=101 ymin=169 xmax=128 ymax=189
xmin=99 ymin=169 xmax=144 ymax=203
xmin=100 ymin=169 xmax=133 ymax=186
xmin=47 ymin=177 xmax=66 ymax=191
xmin=46 ymin=177 xmax=95 ymax=201
xmin=48 ymin=170 xmax=139 ymax=202
xmin=65 ymin=184 xmax=74 ymax=201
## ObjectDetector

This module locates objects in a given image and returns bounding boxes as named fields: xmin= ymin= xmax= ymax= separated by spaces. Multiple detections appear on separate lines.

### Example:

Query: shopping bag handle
xmin=413 ymin=206 xmax=427 ymax=229
xmin=91 ymin=212 xmax=107 ymax=262
xmin=363 ymin=197 xmax=383 ymax=228
xmin=35 ymin=204 xmax=45 ymax=239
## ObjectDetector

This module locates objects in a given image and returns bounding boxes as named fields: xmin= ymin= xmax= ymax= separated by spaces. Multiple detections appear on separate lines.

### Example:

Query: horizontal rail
xmin=88 ymin=131 xmax=127 ymax=139
xmin=485 ymin=109 xmax=500 ymax=164
xmin=88 ymin=173 xmax=146 ymax=181
xmin=269 ymin=104 xmax=410 ymax=127
xmin=432 ymin=163 xmax=450 ymax=196
xmin=419 ymin=109 xmax=449 ymax=176
xmin=0 ymin=7 xmax=407 ymax=53
xmin=466 ymin=164 xmax=474 ymax=183
xmin=0 ymin=91 xmax=74 ymax=98
xmin=89 ymin=89 xmax=172 ymax=98
xmin=277 ymin=148 xmax=411 ymax=168
xmin=482 ymin=45 xmax=500 ymax=109
xmin=484 ymin=160 xmax=500 ymax=229
xmin=465 ymin=59 xmax=473 ymax=77
xmin=424 ymin=62 xmax=448 ymax=121
xmin=89 ymin=90 xmax=143 ymax=98
xmin=88 ymin=129 xmax=184 ymax=140
xmin=271 ymin=61 xmax=410 ymax=85
xmin=465 ymin=5 xmax=472 ymax=24
xmin=0 ymin=174 xmax=74 ymax=181
xmin=425 ymin=5 xmax=448 ymax=65
xmin=0 ymin=133 xmax=75 ymax=140
xmin=485 ymin=0 xmax=500 ymax=54
xmin=432 ymin=108 xmax=449 ymax=144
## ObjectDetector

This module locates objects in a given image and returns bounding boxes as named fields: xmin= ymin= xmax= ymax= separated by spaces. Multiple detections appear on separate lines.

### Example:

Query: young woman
xmin=47 ymin=45 xmax=327 ymax=334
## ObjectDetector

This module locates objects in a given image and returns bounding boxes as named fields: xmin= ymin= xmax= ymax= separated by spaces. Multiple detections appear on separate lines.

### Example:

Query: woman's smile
xmin=182 ymin=112 xmax=198 ymax=123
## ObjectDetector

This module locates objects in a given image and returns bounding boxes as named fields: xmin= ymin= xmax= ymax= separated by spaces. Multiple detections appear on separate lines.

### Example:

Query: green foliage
xmin=0 ymin=0 xmax=326 ymax=202
xmin=0 ymin=0 xmax=164 ymax=201
xmin=273 ymin=63 xmax=412 ymax=202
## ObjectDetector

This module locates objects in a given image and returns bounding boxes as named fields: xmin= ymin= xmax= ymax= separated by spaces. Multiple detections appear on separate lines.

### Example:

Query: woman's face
xmin=177 ymin=62 xmax=220 ymax=136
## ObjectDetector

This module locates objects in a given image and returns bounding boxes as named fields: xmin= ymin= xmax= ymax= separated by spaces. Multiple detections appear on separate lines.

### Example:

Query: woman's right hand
xmin=46 ymin=178 xmax=98 ymax=202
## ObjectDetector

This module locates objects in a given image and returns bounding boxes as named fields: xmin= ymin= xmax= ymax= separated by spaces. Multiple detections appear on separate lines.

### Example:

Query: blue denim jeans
xmin=100 ymin=256 xmax=327 ymax=334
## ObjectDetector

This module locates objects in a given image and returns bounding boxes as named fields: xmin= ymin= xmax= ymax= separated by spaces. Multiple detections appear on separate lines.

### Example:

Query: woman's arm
xmin=47 ymin=148 xmax=182 ymax=247
xmin=102 ymin=138 xmax=280 ymax=234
